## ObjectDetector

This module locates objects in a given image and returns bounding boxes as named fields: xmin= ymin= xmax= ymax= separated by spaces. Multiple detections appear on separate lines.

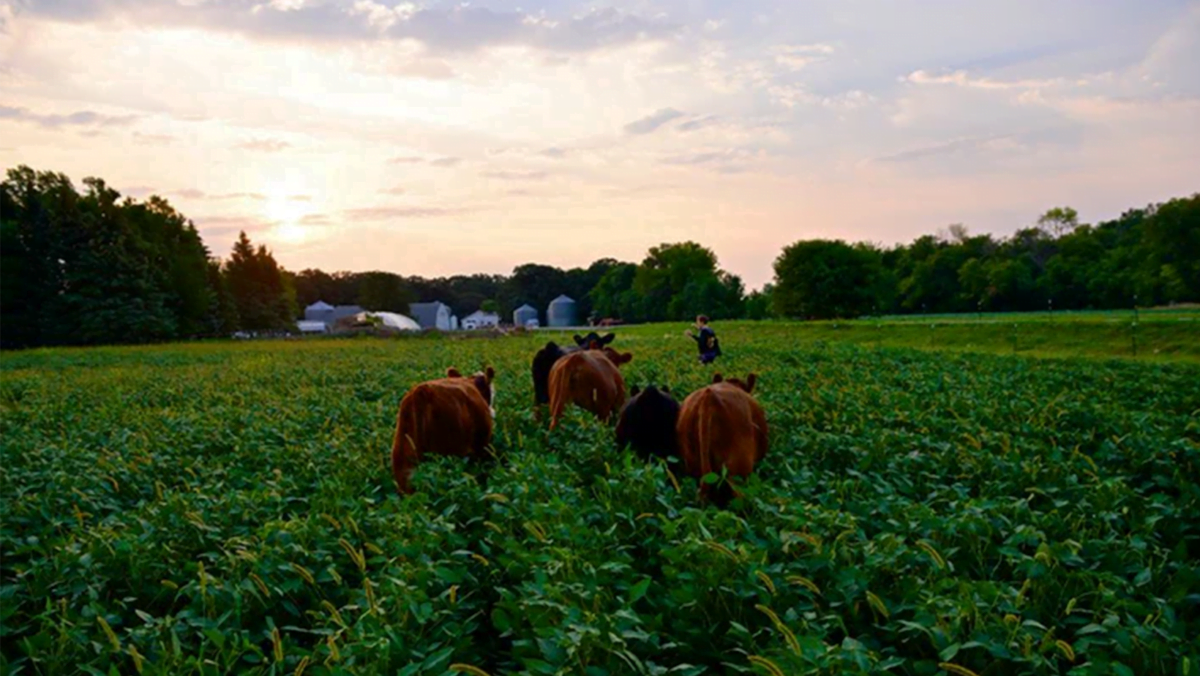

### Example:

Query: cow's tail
xmin=696 ymin=392 xmax=713 ymax=502
xmin=391 ymin=393 xmax=420 ymax=495
xmin=700 ymin=394 xmax=739 ymax=508
xmin=548 ymin=371 xmax=567 ymax=430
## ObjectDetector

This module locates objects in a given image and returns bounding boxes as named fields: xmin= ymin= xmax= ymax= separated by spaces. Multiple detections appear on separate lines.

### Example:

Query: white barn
xmin=461 ymin=310 xmax=500 ymax=330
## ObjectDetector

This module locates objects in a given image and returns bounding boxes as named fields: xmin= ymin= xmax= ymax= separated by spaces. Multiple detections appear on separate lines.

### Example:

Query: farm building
xmin=359 ymin=312 xmax=421 ymax=331
xmin=462 ymin=310 xmax=500 ymax=330
xmin=304 ymin=301 xmax=366 ymax=330
xmin=333 ymin=304 xmax=365 ymax=320
xmin=296 ymin=320 xmax=329 ymax=334
xmin=304 ymin=300 xmax=334 ymax=324
xmin=547 ymin=295 xmax=577 ymax=327
xmin=513 ymin=304 xmax=538 ymax=327
xmin=409 ymin=301 xmax=453 ymax=330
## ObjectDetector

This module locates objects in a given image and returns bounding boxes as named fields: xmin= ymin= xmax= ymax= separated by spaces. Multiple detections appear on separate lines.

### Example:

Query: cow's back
xmin=548 ymin=351 xmax=627 ymax=426
xmin=392 ymin=378 xmax=493 ymax=493
xmin=676 ymin=384 xmax=768 ymax=502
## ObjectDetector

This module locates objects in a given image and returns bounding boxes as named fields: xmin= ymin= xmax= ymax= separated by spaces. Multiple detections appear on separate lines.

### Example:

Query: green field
xmin=2 ymin=321 xmax=1199 ymax=675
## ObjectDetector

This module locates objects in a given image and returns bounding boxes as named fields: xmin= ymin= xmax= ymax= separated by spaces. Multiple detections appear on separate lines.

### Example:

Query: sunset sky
xmin=2 ymin=0 xmax=1198 ymax=289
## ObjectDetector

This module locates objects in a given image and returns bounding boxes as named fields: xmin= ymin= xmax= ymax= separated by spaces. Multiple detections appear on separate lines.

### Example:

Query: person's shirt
xmin=693 ymin=326 xmax=719 ymax=354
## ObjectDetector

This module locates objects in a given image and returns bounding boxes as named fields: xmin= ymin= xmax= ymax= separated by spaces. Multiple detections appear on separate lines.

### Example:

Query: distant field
xmin=2 ymin=321 xmax=1198 ymax=675
xmin=876 ymin=306 xmax=1199 ymax=324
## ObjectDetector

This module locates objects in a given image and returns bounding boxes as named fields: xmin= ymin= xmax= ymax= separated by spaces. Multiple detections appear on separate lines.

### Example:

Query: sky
xmin=2 ymin=0 xmax=1198 ymax=290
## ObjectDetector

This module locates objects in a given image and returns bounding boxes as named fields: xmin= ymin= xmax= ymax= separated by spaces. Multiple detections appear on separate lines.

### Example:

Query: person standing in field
xmin=685 ymin=315 xmax=721 ymax=365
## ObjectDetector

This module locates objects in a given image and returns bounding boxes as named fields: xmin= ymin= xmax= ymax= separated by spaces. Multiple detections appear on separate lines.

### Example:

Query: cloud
xmin=289 ymin=194 xmax=311 ymax=201
xmin=133 ymin=131 xmax=176 ymax=145
xmin=870 ymin=126 xmax=1085 ymax=176
xmin=773 ymin=43 xmax=835 ymax=72
xmin=343 ymin=205 xmax=466 ymax=219
xmin=122 ymin=185 xmax=157 ymax=198
xmin=0 ymin=105 xmax=138 ymax=128
xmin=193 ymin=215 xmax=277 ymax=240
xmin=538 ymin=147 xmax=567 ymax=158
xmin=236 ymin=138 xmax=290 ymax=152
xmin=174 ymin=190 xmax=267 ymax=201
xmin=481 ymin=170 xmax=548 ymax=181
xmin=904 ymin=69 xmax=1066 ymax=92
xmin=660 ymin=148 xmax=761 ymax=173
xmin=387 ymin=155 xmax=461 ymax=166
xmin=379 ymin=185 xmax=406 ymax=195
xmin=624 ymin=107 xmax=685 ymax=135
xmin=299 ymin=213 xmax=332 ymax=225
xmin=676 ymin=115 xmax=719 ymax=132
xmin=19 ymin=2 xmax=677 ymax=56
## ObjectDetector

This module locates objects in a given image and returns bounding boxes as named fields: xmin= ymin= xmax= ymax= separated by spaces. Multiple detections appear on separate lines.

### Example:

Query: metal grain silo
xmin=513 ymin=304 xmax=538 ymax=327
xmin=547 ymin=295 xmax=577 ymax=328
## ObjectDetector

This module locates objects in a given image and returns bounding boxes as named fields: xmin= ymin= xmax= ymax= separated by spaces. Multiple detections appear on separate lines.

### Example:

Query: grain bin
xmin=513 ymin=304 xmax=538 ymax=327
xmin=547 ymin=295 xmax=577 ymax=328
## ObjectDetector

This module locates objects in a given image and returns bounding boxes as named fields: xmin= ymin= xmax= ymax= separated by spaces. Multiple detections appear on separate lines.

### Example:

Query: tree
xmin=633 ymin=242 xmax=734 ymax=321
xmin=744 ymin=285 xmax=774 ymax=320
xmin=1140 ymin=195 xmax=1200 ymax=303
xmin=222 ymin=231 xmax=294 ymax=332
xmin=480 ymin=299 xmax=499 ymax=313
xmin=356 ymin=271 xmax=412 ymax=312
xmin=773 ymin=240 xmax=884 ymax=319
xmin=1038 ymin=207 xmax=1079 ymax=237
xmin=590 ymin=263 xmax=639 ymax=321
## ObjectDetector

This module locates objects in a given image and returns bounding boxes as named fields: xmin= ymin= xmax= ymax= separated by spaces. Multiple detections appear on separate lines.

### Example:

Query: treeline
xmin=771 ymin=200 xmax=1199 ymax=319
xmin=0 ymin=167 xmax=302 ymax=348
xmin=3 ymin=164 xmax=1196 ymax=350
xmin=288 ymin=244 xmax=750 ymax=325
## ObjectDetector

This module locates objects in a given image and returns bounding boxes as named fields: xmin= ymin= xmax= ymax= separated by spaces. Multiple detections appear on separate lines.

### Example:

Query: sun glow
xmin=262 ymin=179 xmax=314 ymax=244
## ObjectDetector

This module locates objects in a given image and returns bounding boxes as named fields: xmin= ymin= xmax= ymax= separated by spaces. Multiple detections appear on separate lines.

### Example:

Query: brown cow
xmin=547 ymin=347 xmax=633 ymax=429
xmin=391 ymin=366 xmax=496 ymax=495
xmin=676 ymin=372 xmax=768 ymax=507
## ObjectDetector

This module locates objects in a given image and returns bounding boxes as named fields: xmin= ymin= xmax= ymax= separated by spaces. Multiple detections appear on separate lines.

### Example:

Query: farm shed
xmin=409 ymin=302 xmax=453 ymax=330
xmin=462 ymin=310 xmax=500 ymax=330
xmin=363 ymin=312 xmax=421 ymax=331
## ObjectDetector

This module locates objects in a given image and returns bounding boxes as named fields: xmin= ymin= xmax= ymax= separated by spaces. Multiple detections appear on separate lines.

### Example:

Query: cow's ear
xmin=601 ymin=333 xmax=615 ymax=344
xmin=661 ymin=384 xmax=670 ymax=393
xmin=545 ymin=341 xmax=559 ymax=351
xmin=630 ymin=385 xmax=641 ymax=397
xmin=619 ymin=351 xmax=633 ymax=365
xmin=447 ymin=367 xmax=463 ymax=378
xmin=712 ymin=373 xmax=724 ymax=383
xmin=485 ymin=366 xmax=496 ymax=383
xmin=573 ymin=334 xmax=585 ymax=346
xmin=745 ymin=373 xmax=757 ymax=393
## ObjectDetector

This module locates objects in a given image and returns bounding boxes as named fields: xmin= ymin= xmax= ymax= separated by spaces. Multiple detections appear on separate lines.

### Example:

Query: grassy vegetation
xmin=2 ymin=320 xmax=1198 ymax=675
xmin=731 ymin=318 xmax=1200 ymax=362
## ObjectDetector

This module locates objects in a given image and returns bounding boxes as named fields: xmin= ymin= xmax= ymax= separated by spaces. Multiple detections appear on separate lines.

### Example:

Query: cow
xmin=675 ymin=372 xmax=768 ymax=507
xmin=530 ymin=331 xmax=616 ymax=405
xmin=391 ymin=366 xmax=497 ymax=495
xmin=547 ymin=347 xmax=633 ymax=429
xmin=616 ymin=384 xmax=681 ymax=470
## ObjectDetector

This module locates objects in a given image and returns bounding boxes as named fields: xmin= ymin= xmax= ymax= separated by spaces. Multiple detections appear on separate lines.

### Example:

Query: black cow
xmin=615 ymin=385 xmax=681 ymax=469
xmin=531 ymin=332 xmax=615 ymax=405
